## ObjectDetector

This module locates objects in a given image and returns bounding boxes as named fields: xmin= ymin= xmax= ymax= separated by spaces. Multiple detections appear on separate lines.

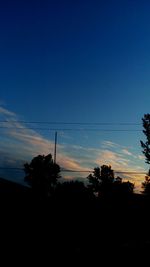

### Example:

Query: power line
xmin=61 ymin=169 xmax=146 ymax=174
xmin=0 ymin=120 xmax=141 ymax=125
xmin=0 ymin=167 xmax=24 ymax=170
xmin=0 ymin=126 xmax=142 ymax=132
xmin=114 ymin=171 xmax=146 ymax=174
xmin=0 ymin=167 xmax=146 ymax=174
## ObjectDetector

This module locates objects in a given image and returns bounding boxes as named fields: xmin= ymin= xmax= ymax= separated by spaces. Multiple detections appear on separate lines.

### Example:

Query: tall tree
xmin=88 ymin=167 xmax=101 ymax=193
xmin=87 ymin=165 xmax=114 ymax=195
xmin=140 ymin=114 xmax=150 ymax=194
xmin=140 ymin=114 xmax=150 ymax=164
xmin=24 ymin=154 xmax=61 ymax=199
xmin=142 ymin=172 xmax=150 ymax=195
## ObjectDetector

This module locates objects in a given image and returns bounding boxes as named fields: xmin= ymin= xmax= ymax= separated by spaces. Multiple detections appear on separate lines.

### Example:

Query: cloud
xmin=121 ymin=149 xmax=133 ymax=156
xmin=0 ymin=106 xmax=17 ymax=118
xmin=58 ymin=155 xmax=86 ymax=171
xmin=95 ymin=149 xmax=130 ymax=170
xmin=102 ymin=140 xmax=119 ymax=148
xmin=102 ymin=141 xmax=136 ymax=157
xmin=138 ymin=155 xmax=145 ymax=160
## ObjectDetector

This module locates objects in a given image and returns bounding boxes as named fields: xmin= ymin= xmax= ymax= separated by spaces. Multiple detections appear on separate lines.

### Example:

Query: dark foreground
xmin=0 ymin=178 xmax=150 ymax=265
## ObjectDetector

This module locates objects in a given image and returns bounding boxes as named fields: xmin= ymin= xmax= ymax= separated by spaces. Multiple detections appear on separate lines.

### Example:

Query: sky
xmin=0 ymin=0 xmax=150 ymax=192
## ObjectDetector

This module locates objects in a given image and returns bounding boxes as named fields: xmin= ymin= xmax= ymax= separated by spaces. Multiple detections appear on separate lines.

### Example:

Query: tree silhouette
xmin=141 ymin=114 xmax=150 ymax=164
xmin=88 ymin=167 xmax=101 ymax=193
xmin=87 ymin=165 xmax=114 ymax=195
xmin=140 ymin=114 xmax=150 ymax=194
xmin=24 ymin=154 xmax=61 ymax=199
xmin=88 ymin=166 xmax=134 ymax=196
xmin=113 ymin=177 xmax=134 ymax=195
xmin=142 ymin=170 xmax=150 ymax=195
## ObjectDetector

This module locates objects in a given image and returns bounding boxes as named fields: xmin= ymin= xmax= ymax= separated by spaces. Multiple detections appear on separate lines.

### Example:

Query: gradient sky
xmin=0 ymin=0 xmax=150 ymax=191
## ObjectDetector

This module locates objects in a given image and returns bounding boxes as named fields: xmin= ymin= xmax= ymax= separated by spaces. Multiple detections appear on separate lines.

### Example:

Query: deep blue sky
xmin=0 ymin=0 xmax=150 ymax=120
xmin=0 ymin=0 xmax=150 ymax=189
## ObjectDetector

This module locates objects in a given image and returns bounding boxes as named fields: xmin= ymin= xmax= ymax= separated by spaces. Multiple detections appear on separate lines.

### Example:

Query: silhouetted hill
xmin=0 ymin=177 xmax=31 ymax=209
xmin=0 ymin=177 xmax=30 ymax=194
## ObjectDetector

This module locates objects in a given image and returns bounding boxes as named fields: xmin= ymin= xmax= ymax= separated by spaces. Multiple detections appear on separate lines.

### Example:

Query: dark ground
xmin=0 ymin=178 xmax=150 ymax=265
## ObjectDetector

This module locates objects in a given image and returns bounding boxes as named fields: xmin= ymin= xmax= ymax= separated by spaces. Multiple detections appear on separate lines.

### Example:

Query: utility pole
xmin=54 ymin=131 xmax=57 ymax=164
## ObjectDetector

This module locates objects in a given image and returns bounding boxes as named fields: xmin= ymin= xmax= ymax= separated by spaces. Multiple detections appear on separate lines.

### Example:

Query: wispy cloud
xmin=102 ymin=140 xmax=119 ymax=148
xmin=121 ymin=149 xmax=133 ymax=156
xmin=95 ymin=149 xmax=130 ymax=170
xmin=0 ymin=106 xmax=16 ymax=118
xmin=138 ymin=155 xmax=145 ymax=160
